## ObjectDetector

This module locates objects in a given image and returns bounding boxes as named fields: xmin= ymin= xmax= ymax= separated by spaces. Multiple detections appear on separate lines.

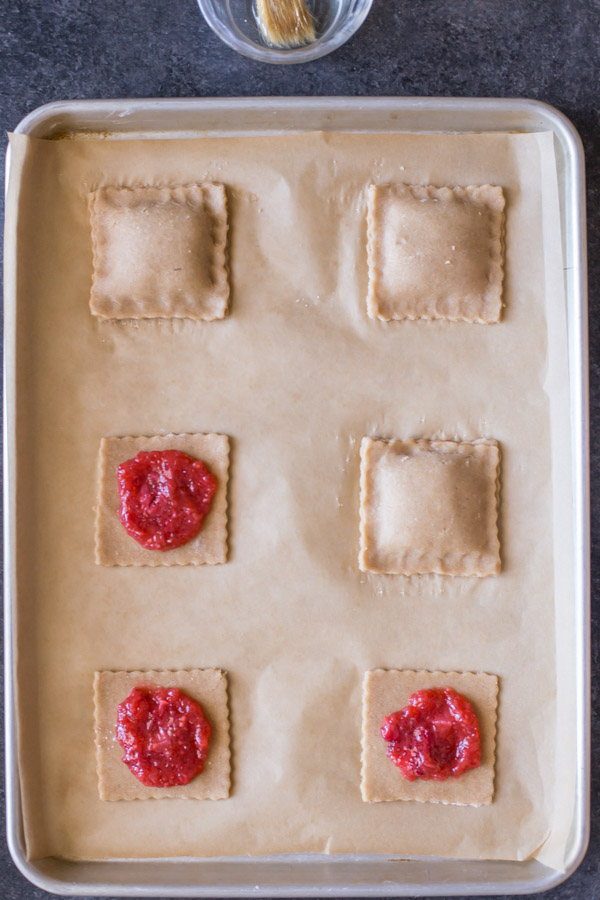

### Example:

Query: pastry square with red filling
xmin=95 ymin=432 xmax=229 ymax=566
xmin=361 ymin=668 xmax=498 ymax=806
xmin=366 ymin=183 xmax=504 ymax=323
xmin=94 ymin=668 xmax=231 ymax=801
xmin=359 ymin=437 xmax=500 ymax=576
xmin=89 ymin=184 xmax=229 ymax=319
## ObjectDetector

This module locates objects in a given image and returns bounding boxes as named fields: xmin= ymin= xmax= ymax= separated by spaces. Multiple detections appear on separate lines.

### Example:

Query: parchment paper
xmin=5 ymin=129 xmax=573 ymax=866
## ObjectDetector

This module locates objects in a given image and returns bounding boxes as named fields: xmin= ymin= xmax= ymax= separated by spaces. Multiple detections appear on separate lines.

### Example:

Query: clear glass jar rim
xmin=196 ymin=0 xmax=374 ymax=65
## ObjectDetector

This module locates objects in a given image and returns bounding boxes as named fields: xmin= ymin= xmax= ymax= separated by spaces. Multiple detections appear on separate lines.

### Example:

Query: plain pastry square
xmin=94 ymin=668 xmax=231 ymax=801
xmin=89 ymin=184 xmax=229 ymax=319
xmin=361 ymin=669 xmax=498 ymax=806
xmin=366 ymin=183 xmax=505 ymax=323
xmin=95 ymin=432 xmax=230 ymax=566
xmin=359 ymin=437 xmax=500 ymax=576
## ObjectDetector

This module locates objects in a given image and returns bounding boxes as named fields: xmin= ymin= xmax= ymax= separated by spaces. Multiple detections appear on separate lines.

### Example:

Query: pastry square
xmin=361 ymin=669 xmax=498 ymax=806
xmin=94 ymin=668 xmax=231 ymax=801
xmin=89 ymin=184 xmax=229 ymax=320
xmin=366 ymin=183 xmax=504 ymax=323
xmin=95 ymin=432 xmax=229 ymax=566
xmin=359 ymin=437 xmax=500 ymax=576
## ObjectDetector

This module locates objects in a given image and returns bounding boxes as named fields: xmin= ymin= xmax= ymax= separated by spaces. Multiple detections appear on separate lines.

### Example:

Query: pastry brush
xmin=255 ymin=0 xmax=316 ymax=48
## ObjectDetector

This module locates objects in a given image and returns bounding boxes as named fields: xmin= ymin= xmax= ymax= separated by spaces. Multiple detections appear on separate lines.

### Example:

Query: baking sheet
xmin=5 ymin=127 xmax=572 ymax=867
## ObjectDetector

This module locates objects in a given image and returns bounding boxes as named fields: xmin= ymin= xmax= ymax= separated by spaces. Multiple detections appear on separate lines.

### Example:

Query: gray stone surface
xmin=0 ymin=0 xmax=598 ymax=896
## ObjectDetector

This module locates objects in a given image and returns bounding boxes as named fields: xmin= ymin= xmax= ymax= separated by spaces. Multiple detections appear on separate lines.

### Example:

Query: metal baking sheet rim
xmin=3 ymin=96 xmax=590 ymax=897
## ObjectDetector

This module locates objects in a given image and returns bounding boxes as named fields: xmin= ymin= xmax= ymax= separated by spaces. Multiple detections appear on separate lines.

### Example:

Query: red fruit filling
xmin=117 ymin=449 xmax=217 ymax=551
xmin=380 ymin=687 xmax=481 ymax=781
xmin=116 ymin=686 xmax=212 ymax=788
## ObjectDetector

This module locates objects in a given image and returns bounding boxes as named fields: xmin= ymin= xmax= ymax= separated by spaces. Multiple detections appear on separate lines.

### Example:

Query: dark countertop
xmin=0 ymin=1 xmax=598 ymax=897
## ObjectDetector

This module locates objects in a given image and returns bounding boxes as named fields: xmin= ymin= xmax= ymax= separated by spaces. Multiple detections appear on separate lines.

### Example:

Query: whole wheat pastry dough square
xmin=366 ymin=183 xmax=504 ymax=323
xmin=89 ymin=184 xmax=229 ymax=320
xmin=94 ymin=668 xmax=231 ymax=801
xmin=361 ymin=669 xmax=498 ymax=806
xmin=359 ymin=437 xmax=500 ymax=576
xmin=95 ymin=433 xmax=229 ymax=566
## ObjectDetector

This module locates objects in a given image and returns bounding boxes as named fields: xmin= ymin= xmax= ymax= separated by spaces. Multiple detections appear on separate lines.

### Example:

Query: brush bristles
xmin=256 ymin=0 xmax=316 ymax=48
